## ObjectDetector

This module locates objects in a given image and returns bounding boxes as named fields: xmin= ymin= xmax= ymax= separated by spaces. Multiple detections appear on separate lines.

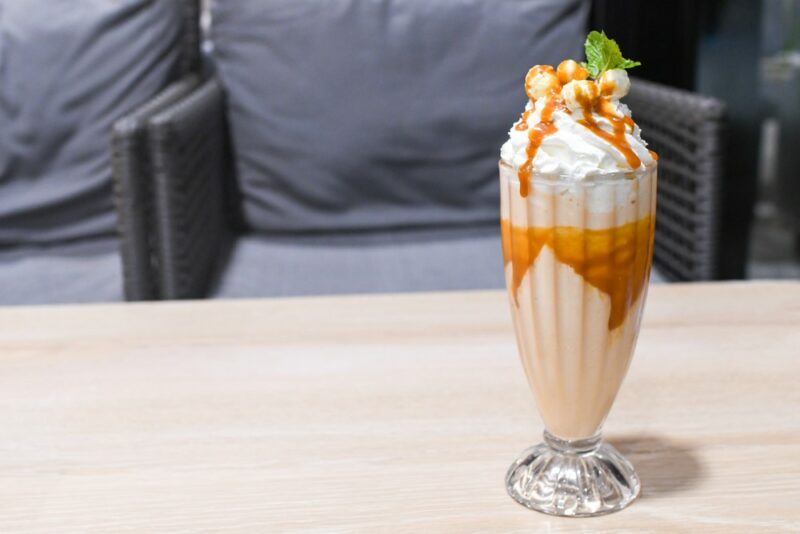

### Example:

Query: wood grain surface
xmin=0 ymin=282 xmax=798 ymax=532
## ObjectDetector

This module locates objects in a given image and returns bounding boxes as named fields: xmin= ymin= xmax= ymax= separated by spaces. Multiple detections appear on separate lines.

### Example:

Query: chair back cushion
xmin=211 ymin=0 xmax=589 ymax=232
xmin=0 ymin=0 xmax=186 ymax=245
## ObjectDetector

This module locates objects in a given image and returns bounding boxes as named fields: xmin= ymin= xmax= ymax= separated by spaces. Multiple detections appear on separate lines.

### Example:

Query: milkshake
xmin=500 ymin=31 xmax=657 ymax=516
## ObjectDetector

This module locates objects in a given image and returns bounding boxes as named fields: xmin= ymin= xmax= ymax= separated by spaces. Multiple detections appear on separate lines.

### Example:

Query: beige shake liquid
xmin=500 ymin=163 xmax=656 ymax=439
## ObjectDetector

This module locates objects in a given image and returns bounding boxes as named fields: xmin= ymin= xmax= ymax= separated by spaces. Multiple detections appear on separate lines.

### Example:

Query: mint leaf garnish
xmin=581 ymin=30 xmax=641 ymax=79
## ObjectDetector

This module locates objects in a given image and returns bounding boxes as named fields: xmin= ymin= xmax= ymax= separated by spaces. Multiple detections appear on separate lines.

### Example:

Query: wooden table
xmin=0 ymin=282 xmax=798 ymax=532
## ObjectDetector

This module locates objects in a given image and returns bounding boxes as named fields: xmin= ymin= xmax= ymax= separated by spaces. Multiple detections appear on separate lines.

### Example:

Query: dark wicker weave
xmin=111 ymin=0 xmax=201 ymax=300
xmin=112 ymin=77 xmax=200 ymax=300
xmin=147 ymin=79 xmax=231 ymax=299
xmin=627 ymin=78 xmax=726 ymax=281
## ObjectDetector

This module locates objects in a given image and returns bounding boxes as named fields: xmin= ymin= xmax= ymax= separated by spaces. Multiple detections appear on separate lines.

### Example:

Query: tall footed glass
xmin=500 ymin=161 xmax=657 ymax=517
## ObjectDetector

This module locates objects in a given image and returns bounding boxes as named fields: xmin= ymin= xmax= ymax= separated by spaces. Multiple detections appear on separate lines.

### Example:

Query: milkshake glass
xmin=498 ymin=33 xmax=657 ymax=516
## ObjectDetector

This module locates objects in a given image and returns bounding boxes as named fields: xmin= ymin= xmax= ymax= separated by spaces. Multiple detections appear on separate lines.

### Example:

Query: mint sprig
xmin=581 ymin=30 xmax=641 ymax=79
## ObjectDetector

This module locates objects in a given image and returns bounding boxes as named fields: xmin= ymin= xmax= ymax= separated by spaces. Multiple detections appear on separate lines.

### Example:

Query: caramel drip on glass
xmin=501 ymin=216 xmax=655 ymax=330
xmin=517 ymin=98 xmax=561 ymax=197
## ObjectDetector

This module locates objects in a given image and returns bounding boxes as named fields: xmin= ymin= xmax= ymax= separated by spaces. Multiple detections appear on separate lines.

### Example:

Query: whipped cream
xmin=500 ymin=66 xmax=654 ymax=180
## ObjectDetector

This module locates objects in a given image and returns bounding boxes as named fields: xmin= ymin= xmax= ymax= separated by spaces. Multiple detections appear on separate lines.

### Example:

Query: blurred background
xmin=594 ymin=0 xmax=800 ymax=280
xmin=0 ymin=0 xmax=798 ymax=306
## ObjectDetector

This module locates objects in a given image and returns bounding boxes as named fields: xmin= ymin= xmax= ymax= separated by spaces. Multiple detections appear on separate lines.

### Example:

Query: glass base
xmin=505 ymin=431 xmax=640 ymax=517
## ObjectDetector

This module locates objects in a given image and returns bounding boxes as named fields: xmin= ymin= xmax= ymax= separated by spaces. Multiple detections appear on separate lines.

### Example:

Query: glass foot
xmin=505 ymin=432 xmax=640 ymax=517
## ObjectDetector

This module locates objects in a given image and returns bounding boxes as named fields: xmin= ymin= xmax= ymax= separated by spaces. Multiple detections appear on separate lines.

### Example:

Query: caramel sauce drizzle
xmin=517 ymin=98 xmax=563 ymax=197
xmin=577 ymin=94 xmax=641 ymax=170
xmin=599 ymin=77 xmax=616 ymax=96
xmin=501 ymin=216 xmax=655 ymax=331
xmin=514 ymin=108 xmax=535 ymax=131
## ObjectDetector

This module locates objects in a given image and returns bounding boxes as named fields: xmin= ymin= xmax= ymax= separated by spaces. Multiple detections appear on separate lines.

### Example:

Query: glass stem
xmin=543 ymin=430 xmax=601 ymax=455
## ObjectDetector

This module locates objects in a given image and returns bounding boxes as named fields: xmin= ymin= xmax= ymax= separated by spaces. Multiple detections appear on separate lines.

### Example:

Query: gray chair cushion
xmin=0 ymin=238 xmax=122 ymax=305
xmin=212 ymin=226 xmax=506 ymax=298
xmin=211 ymin=0 xmax=589 ymax=233
xmin=0 ymin=0 xmax=186 ymax=245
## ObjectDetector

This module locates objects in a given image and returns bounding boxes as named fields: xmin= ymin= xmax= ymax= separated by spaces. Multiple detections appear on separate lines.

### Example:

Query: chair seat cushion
xmin=212 ymin=226 xmax=506 ymax=298
xmin=213 ymin=226 xmax=667 ymax=299
xmin=0 ymin=238 xmax=122 ymax=305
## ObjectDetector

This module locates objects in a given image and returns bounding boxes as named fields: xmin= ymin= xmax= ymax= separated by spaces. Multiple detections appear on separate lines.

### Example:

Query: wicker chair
xmin=114 ymin=75 xmax=726 ymax=299
xmin=627 ymin=78 xmax=726 ymax=281
xmin=111 ymin=0 xmax=202 ymax=301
